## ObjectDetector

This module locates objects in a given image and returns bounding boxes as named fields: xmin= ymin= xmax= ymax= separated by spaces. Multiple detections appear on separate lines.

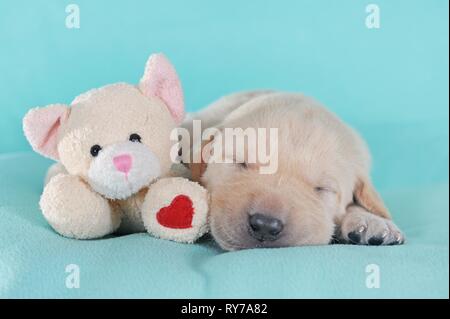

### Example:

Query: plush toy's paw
xmin=40 ymin=174 xmax=121 ymax=239
xmin=142 ymin=177 xmax=209 ymax=243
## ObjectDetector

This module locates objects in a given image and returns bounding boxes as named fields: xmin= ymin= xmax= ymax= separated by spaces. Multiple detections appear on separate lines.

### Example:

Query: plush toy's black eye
xmin=90 ymin=145 xmax=102 ymax=157
xmin=129 ymin=133 xmax=142 ymax=143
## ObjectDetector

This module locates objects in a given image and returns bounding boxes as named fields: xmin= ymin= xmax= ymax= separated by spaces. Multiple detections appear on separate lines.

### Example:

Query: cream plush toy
xmin=23 ymin=53 xmax=208 ymax=243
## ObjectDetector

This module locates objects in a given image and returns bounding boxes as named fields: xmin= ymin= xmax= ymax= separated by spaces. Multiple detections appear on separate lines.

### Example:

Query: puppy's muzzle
xmin=248 ymin=213 xmax=284 ymax=242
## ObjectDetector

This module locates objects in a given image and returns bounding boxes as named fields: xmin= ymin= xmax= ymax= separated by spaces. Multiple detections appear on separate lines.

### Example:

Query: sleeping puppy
xmin=182 ymin=91 xmax=405 ymax=251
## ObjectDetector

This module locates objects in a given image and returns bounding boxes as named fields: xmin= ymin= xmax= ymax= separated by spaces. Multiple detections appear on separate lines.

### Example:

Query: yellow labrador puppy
xmin=182 ymin=91 xmax=405 ymax=250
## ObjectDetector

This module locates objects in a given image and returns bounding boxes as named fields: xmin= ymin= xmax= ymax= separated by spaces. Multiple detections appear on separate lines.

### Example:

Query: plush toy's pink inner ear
xmin=139 ymin=53 xmax=184 ymax=124
xmin=23 ymin=104 xmax=69 ymax=160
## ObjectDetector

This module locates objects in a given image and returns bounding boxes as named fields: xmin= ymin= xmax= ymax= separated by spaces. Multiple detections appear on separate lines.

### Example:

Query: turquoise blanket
xmin=0 ymin=153 xmax=448 ymax=298
xmin=0 ymin=0 xmax=448 ymax=298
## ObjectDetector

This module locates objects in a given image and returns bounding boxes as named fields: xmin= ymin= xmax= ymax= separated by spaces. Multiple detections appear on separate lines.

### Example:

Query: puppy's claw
xmin=389 ymin=233 xmax=405 ymax=245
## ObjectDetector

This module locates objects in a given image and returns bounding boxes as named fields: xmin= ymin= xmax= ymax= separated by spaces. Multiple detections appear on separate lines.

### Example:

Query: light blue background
xmin=0 ymin=0 xmax=448 ymax=298
xmin=1 ymin=0 xmax=448 ymax=189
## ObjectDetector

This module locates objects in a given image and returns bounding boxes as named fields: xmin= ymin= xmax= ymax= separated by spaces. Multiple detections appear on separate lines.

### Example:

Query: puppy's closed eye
xmin=235 ymin=161 xmax=258 ymax=171
xmin=315 ymin=185 xmax=338 ymax=208
xmin=237 ymin=162 xmax=248 ymax=169
xmin=314 ymin=177 xmax=338 ymax=195
xmin=314 ymin=186 xmax=335 ymax=193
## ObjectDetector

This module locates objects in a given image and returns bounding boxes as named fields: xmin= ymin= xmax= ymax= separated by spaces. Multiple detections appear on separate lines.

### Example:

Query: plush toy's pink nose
xmin=113 ymin=154 xmax=132 ymax=174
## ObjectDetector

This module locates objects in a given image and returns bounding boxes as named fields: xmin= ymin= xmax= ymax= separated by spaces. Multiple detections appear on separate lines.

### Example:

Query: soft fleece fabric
xmin=0 ymin=152 xmax=448 ymax=298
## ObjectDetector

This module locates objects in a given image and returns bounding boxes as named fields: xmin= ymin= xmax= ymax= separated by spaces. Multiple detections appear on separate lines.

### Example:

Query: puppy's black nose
xmin=248 ymin=213 xmax=284 ymax=241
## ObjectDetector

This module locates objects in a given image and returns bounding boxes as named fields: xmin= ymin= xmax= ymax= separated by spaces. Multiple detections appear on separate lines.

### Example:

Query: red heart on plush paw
xmin=156 ymin=195 xmax=194 ymax=229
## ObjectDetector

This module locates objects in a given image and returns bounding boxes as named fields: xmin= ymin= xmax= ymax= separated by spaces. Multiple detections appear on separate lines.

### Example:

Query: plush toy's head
xmin=24 ymin=54 xmax=184 ymax=199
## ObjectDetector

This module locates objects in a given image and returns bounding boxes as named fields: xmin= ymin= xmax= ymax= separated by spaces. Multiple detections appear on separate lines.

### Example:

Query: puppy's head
xmin=24 ymin=54 xmax=183 ymax=199
xmin=203 ymin=162 xmax=337 ymax=250
xmin=193 ymin=95 xmax=385 ymax=250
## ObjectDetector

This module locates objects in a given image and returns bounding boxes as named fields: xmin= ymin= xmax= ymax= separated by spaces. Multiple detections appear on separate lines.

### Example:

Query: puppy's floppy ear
xmin=189 ymin=136 xmax=214 ymax=183
xmin=353 ymin=175 xmax=391 ymax=219
xmin=139 ymin=53 xmax=184 ymax=124
xmin=23 ymin=104 xmax=70 ymax=161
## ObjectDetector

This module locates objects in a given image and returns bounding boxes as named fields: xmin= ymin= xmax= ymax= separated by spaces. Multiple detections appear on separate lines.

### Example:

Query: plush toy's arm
xmin=44 ymin=163 xmax=68 ymax=186
xmin=141 ymin=177 xmax=209 ymax=243
xmin=41 ymin=174 xmax=121 ymax=239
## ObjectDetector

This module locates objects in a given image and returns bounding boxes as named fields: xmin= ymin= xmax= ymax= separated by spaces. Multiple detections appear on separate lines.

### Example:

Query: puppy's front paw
xmin=340 ymin=207 xmax=405 ymax=245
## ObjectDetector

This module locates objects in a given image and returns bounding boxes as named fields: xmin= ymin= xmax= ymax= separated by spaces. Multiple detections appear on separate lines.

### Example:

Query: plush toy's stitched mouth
xmin=90 ymin=172 xmax=150 ymax=200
